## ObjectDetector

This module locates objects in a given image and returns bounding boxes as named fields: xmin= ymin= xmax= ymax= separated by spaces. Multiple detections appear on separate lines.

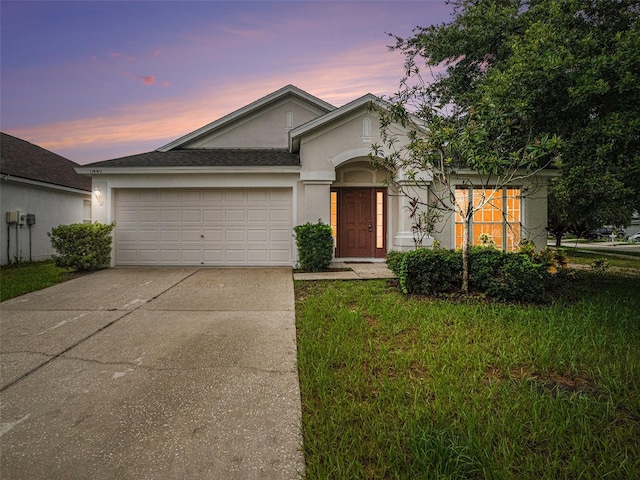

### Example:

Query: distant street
xmin=548 ymin=240 xmax=640 ymax=254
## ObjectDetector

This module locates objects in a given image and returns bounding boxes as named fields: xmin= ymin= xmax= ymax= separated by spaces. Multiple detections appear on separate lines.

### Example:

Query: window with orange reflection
xmin=455 ymin=187 xmax=521 ymax=251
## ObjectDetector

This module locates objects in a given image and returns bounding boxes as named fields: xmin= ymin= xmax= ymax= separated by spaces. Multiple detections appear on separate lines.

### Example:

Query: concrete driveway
xmin=0 ymin=267 xmax=304 ymax=479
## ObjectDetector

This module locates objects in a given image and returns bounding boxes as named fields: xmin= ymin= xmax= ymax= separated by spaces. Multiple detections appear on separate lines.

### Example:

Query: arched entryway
xmin=330 ymin=159 xmax=389 ymax=259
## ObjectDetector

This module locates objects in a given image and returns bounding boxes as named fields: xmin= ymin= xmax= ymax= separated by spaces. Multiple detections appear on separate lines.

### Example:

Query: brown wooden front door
xmin=336 ymin=188 xmax=385 ymax=258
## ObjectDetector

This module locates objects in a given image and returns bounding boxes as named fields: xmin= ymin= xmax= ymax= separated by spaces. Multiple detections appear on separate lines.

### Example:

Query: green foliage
xmin=486 ymin=252 xmax=547 ymax=303
xmin=293 ymin=221 xmax=334 ymax=272
xmin=398 ymin=248 xmax=462 ymax=295
xmin=396 ymin=246 xmax=549 ymax=302
xmin=389 ymin=0 xmax=640 ymax=234
xmin=48 ymin=222 xmax=114 ymax=271
xmin=590 ymin=258 xmax=609 ymax=274
xmin=385 ymin=250 xmax=408 ymax=277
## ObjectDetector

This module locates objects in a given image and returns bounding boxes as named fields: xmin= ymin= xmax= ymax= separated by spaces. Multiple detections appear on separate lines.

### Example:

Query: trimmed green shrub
xmin=48 ymin=222 xmax=115 ymax=271
xmin=483 ymin=252 xmax=547 ymax=302
xmin=385 ymin=250 xmax=408 ymax=276
xmin=398 ymin=248 xmax=462 ymax=295
xmin=396 ymin=246 xmax=549 ymax=302
xmin=294 ymin=221 xmax=334 ymax=272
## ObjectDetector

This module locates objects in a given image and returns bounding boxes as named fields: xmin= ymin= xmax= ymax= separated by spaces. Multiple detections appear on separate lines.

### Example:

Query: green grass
xmin=295 ymin=273 xmax=640 ymax=479
xmin=0 ymin=261 xmax=73 ymax=302
xmin=564 ymin=249 xmax=640 ymax=269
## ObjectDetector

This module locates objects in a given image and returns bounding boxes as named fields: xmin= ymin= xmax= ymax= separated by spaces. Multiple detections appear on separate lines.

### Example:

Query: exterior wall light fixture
xmin=94 ymin=187 xmax=104 ymax=206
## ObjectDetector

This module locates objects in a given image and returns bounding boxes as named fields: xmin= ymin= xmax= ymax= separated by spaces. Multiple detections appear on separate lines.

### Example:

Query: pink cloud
xmin=162 ymin=81 xmax=171 ymax=87
xmin=140 ymin=75 xmax=156 ymax=86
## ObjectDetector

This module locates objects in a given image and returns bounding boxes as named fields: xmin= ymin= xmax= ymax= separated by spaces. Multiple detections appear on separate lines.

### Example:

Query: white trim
xmin=300 ymin=171 xmax=336 ymax=182
xmin=1 ymin=174 xmax=90 ymax=196
xmin=329 ymin=147 xmax=373 ymax=167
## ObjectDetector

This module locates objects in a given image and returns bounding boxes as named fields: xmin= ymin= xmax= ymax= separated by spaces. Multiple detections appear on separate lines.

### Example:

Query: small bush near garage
xmin=294 ymin=221 xmax=334 ymax=272
xmin=49 ymin=222 xmax=115 ymax=272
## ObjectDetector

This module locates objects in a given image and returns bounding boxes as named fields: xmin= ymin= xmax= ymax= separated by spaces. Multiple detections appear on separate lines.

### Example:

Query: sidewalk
xmin=293 ymin=262 xmax=395 ymax=281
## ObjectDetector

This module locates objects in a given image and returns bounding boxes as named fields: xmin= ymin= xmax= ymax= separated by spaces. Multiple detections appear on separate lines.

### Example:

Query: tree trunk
xmin=462 ymin=217 xmax=470 ymax=293
xmin=555 ymin=234 xmax=562 ymax=248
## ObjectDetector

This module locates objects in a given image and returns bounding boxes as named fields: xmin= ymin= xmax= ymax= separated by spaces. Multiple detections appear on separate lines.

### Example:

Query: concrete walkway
xmin=0 ymin=267 xmax=303 ymax=480
xmin=293 ymin=262 xmax=395 ymax=281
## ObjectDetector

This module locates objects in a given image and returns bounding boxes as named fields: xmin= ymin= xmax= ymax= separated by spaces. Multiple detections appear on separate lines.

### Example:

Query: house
xmin=77 ymin=85 xmax=551 ymax=267
xmin=1 ymin=132 xmax=92 ymax=265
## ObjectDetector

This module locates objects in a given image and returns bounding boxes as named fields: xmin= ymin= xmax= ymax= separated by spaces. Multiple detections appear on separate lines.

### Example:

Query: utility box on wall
xmin=5 ymin=211 xmax=27 ymax=225
xmin=6 ymin=211 xmax=18 ymax=224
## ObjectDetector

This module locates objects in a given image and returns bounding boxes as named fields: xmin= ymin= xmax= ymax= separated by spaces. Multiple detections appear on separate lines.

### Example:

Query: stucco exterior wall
xmin=1 ymin=180 xmax=90 ymax=265
xmin=187 ymin=99 xmax=326 ymax=149
xmin=300 ymin=112 xmax=381 ymax=173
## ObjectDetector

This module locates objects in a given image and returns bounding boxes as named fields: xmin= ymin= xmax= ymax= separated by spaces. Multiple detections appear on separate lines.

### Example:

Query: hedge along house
xmin=77 ymin=85 xmax=551 ymax=267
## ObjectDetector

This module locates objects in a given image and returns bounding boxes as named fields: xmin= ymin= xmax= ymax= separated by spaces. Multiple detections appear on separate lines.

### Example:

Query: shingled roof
xmin=1 ymin=132 xmax=91 ymax=192
xmin=86 ymin=149 xmax=301 ymax=168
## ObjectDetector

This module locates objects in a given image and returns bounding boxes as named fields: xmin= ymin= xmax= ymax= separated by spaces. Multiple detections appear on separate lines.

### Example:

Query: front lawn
xmin=295 ymin=272 xmax=640 ymax=479
xmin=0 ymin=261 xmax=73 ymax=302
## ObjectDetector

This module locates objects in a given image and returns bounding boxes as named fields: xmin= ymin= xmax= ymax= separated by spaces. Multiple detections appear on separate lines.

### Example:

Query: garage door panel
xmin=225 ymin=190 xmax=246 ymax=203
xmin=160 ymin=191 xmax=181 ymax=202
xmin=181 ymin=191 xmax=202 ymax=203
xmin=270 ymin=209 xmax=291 ymax=223
xmin=248 ymin=250 xmax=268 ymax=262
xmin=181 ymin=209 xmax=202 ymax=223
xmin=203 ymin=249 xmax=223 ymax=262
xmin=117 ymin=209 xmax=138 ymax=222
xmin=270 ymin=249 xmax=292 ymax=262
xmin=225 ymin=250 xmax=246 ymax=262
xmin=203 ymin=191 xmax=224 ymax=202
xmin=139 ymin=250 xmax=160 ymax=262
xmin=225 ymin=209 xmax=246 ymax=223
xmin=138 ymin=210 xmax=159 ymax=223
xmin=160 ymin=230 xmax=180 ymax=242
xmin=203 ymin=229 xmax=224 ymax=242
xmin=160 ymin=209 xmax=180 ymax=223
xmin=203 ymin=209 xmax=223 ymax=223
xmin=138 ymin=190 xmax=159 ymax=203
xmin=270 ymin=229 xmax=291 ymax=243
xmin=181 ymin=229 xmax=203 ymax=242
xmin=138 ymin=230 xmax=159 ymax=242
xmin=181 ymin=249 xmax=202 ymax=262
xmin=225 ymin=230 xmax=246 ymax=242
xmin=115 ymin=188 xmax=292 ymax=266
xmin=248 ymin=190 xmax=269 ymax=202
xmin=248 ymin=230 xmax=268 ymax=243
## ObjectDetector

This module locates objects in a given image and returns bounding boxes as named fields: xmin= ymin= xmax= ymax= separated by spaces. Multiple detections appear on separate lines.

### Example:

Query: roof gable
xmin=289 ymin=93 xmax=381 ymax=152
xmin=0 ymin=132 xmax=91 ymax=192
xmin=158 ymin=85 xmax=335 ymax=152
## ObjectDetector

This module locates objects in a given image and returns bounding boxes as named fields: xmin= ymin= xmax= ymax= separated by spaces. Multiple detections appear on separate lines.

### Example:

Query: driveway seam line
xmin=0 ymin=268 xmax=203 ymax=393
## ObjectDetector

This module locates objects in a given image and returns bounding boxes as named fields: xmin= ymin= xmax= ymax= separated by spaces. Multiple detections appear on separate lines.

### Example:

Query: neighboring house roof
xmin=158 ymin=85 xmax=336 ymax=152
xmin=85 ymin=149 xmax=300 ymax=168
xmin=0 ymin=132 xmax=91 ymax=192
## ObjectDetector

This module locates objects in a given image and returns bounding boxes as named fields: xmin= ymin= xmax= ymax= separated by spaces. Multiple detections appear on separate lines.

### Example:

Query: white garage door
xmin=115 ymin=188 xmax=293 ymax=266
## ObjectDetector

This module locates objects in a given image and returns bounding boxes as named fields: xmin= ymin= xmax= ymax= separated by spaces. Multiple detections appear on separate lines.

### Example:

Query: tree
xmin=372 ymin=99 xmax=560 ymax=292
xmin=388 ymin=0 xmax=640 ymax=233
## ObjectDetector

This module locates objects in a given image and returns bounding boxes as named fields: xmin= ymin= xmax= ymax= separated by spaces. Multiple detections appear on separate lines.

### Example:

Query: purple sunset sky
xmin=1 ymin=1 xmax=453 ymax=165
